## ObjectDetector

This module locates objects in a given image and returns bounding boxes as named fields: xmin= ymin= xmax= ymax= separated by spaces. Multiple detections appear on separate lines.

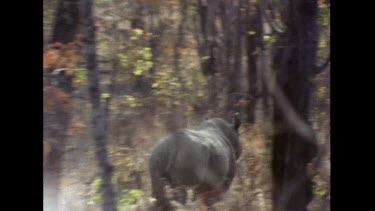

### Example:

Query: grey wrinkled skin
xmin=149 ymin=117 xmax=241 ymax=210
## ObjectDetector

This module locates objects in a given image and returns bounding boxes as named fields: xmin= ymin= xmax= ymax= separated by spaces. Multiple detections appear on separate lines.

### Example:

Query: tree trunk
xmin=271 ymin=0 xmax=319 ymax=210
xmin=51 ymin=0 xmax=80 ymax=44
xmin=130 ymin=0 xmax=145 ymax=30
xmin=195 ymin=0 xmax=219 ymax=113
xmin=226 ymin=0 xmax=244 ymax=113
xmin=170 ymin=0 xmax=188 ymax=131
xmin=82 ymin=0 xmax=117 ymax=210
xmin=246 ymin=1 xmax=263 ymax=123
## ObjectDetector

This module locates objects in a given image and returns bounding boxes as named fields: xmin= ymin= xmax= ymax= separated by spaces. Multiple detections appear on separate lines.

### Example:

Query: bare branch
xmin=264 ymin=70 xmax=315 ymax=142
xmin=260 ymin=51 xmax=328 ymax=208
xmin=260 ymin=0 xmax=284 ymax=35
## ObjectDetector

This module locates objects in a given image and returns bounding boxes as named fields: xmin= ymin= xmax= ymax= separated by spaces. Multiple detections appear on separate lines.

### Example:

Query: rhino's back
xmin=166 ymin=128 xmax=232 ymax=188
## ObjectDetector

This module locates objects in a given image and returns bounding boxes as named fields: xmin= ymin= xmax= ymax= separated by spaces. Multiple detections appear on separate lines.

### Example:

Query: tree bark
xmin=271 ymin=0 xmax=319 ymax=210
xmin=51 ymin=0 xmax=80 ymax=44
xmin=246 ymin=1 xmax=263 ymax=123
xmin=130 ymin=0 xmax=145 ymax=30
xmin=226 ymin=0 xmax=244 ymax=113
xmin=171 ymin=0 xmax=188 ymax=130
xmin=82 ymin=0 xmax=117 ymax=210
xmin=195 ymin=0 xmax=219 ymax=112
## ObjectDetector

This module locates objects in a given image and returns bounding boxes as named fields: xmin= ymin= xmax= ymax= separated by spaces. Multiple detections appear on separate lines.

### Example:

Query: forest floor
xmin=57 ymin=83 xmax=330 ymax=211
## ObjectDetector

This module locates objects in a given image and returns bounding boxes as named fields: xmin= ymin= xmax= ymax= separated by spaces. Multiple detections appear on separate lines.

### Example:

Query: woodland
xmin=43 ymin=0 xmax=330 ymax=210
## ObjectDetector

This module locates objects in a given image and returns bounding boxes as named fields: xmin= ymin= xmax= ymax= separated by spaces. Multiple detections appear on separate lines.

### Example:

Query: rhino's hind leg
xmin=150 ymin=177 xmax=174 ymax=211
xmin=172 ymin=187 xmax=187 ymax=205
xmin=150 ymin=166 xmax=174 ymax=211
xmin=193 ymin=183 xmax=224 ymax=209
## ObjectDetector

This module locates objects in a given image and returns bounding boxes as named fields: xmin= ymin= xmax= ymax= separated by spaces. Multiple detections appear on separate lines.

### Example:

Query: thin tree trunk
xmin=226 ymin=0 xmax=244 ymax=113
xmin=196 ymin=0 xmax=219 ymax=113
xmin=246 ymin=1 xmax=263 ymax=123
xmin=271 ymin=0 xmax=319 ymax=210
xmin=82 ymin=0 xmax=117 ymax=210
xmin=147 ymin=7 xmax=166 ymax=119
xmin=171 ymin=0 xmax=188 ymax=130
xmin=130 ymin=0 xmax=144 ymax=30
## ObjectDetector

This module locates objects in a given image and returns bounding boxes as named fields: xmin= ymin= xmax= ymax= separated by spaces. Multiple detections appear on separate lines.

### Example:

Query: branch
xmin=265 ymin=69 xmax=326 ymax=173
xmin=259 ymin=0 xmax=284 ymax=35
xmin=260 ymin=52 xmax=328 ymax=208
xmin=265 ymin=71 xmax=315 ymax=142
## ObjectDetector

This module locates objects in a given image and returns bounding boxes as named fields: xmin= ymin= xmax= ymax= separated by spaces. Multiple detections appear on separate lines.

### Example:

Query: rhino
xmin=149 ymin=114 xmax=241 ymax=210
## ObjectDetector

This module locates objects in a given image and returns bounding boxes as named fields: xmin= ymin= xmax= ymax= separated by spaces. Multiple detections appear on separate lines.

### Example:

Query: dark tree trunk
xmin=51 ymin=0 xmax=80 ymax=44
xmin=82 ymin=0 xmax=117 ymax=210
xmin=219 ymin=0 xmax=231 ymax=82
xmin=195 ymin=0 xmax=219 ymax=112
xmin=225 ymin=0 xmax=244 ymax=113
xmin=130 ymin=0 xmax=145 ymax=30
xmin=271 ymin=0 xmax=319 ymax=210
xmin=245 ymin=1 xmax=263 ymax=123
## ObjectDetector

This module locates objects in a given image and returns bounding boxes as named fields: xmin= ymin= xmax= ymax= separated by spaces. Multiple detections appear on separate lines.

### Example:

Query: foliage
xmin=43 ymin=42 xmax=80 ymax=76
xmin=43 ymin=0 xmax=58 ymax=39
xmin=117 ymin=189 xmax=145 ymax=210
xmin=319 ymin=3 xmax=330 ymax=27
xmin=123 ymin=95 xmax=142 ymax=108
xmin=73 ymin=68 xmax=88 ymax=84
xmin=263 ymin=35 xmax=277 ymax=49
xmin=101 ymin=93 xmax=111 ymax=102
xmin=89 ymin=177 xmax=103 ymax=205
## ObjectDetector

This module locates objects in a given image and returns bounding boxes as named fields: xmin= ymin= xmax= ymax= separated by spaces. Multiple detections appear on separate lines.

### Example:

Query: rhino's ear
xmin=232 ymin=112 xmax=241 ymax=131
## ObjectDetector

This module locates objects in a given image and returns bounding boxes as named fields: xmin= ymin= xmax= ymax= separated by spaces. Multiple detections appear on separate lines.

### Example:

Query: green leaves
xmin=319 ymin=6 xmax=330 ymax=27
xmin=101 ymin=93 xmax=111 ymax=102
xmin=89 ymin=177 xmax=145 ymax=210
xmin=73 ymin=68 xmax=88 ymax=84
xmin=132 ymin=48 xmax=154 ymax=76
xmin=123 ymin=95 xmax=143 ymax=108
xmin=141 ymin=47 xmax=152 ymax=60
xmin=133 ymin=29 xmax=144 ymax=36
xmin=263 ymin=35 xmax=275 ymax=42
xmin=118 ymin=54 xmax=129 ymax=68
xmin=88 ymin=177 xmax=103 ymax=205
xmin=117 ymin=189 xmax=145 ymax=210
xmin=130 ymin=36 xmax=138 ymax=41
xmin=129 ymin=29 xmax=144 ymax=41
xmin=247 ymin=31 xmax=257 ymax=36
xmin=263 ymin=35 xmax=277 ymax=49
xmin=134 ymin=60 xmax=144 ymax=75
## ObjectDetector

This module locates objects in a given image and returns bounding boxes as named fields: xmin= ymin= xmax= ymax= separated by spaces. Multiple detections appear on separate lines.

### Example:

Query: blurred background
xmin=43 ymin=0 xmax=330 ymax=210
